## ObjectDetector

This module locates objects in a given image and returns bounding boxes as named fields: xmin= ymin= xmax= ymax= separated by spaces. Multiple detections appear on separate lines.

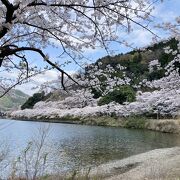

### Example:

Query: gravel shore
xmin=90 ymin=147 xmax=180 ymax=180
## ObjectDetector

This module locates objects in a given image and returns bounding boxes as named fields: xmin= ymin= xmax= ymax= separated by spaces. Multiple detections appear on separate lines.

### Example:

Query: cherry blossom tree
xmin=0 ymin=0 xmax=158 ymax=97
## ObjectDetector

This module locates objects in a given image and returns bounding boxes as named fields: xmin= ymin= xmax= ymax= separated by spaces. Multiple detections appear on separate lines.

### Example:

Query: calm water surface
xmin=0 ymin=118 xmax=180 ymax=172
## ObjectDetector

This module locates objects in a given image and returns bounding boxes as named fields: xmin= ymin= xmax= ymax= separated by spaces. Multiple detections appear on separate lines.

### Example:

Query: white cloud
xmin=126 ymin=29 xmax=154 ymax=47
xmin=152 ymin=2 xmax=179 ymax=23
xmin=32 ymin=70 xmax=59 ymax=84
xmin=0 ymin=69 xmax=58 ymax=95
xmin=15 ymin=70 xmax=59 ymax=95
xmin=15 ymin=69 xmax=76 ymax=95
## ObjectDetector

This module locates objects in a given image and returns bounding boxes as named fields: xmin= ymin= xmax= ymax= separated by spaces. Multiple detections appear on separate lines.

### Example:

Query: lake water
xmin=0 ymin=118 xmax=180 ymax=174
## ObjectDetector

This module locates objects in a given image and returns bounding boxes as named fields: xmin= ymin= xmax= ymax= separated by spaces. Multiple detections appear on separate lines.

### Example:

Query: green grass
xmin=124 ymin=116 xmax=146 ymax=129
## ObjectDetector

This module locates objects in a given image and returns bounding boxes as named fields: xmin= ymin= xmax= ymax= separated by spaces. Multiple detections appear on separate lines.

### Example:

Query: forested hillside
xmin=82 ymin=38 xmax=179 ymax=103
xmin=91 ymin=38 xmax=178 ymax=88
xmin=22 ymin=38 xmax=179 ymax=109
xmin=0 ymin=89 xmax=29 ymax=111
xmin=11 ymin=36 xmax=180 ymax=120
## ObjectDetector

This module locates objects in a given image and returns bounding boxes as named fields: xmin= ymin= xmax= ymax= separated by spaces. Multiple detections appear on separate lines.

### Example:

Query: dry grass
xmin=145 ymin=119 xmax=180 ymax=133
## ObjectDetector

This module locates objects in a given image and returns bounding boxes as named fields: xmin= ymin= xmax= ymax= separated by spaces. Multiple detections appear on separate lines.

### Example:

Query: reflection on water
xmin=0 ymin=119 xmax=180 ymax=172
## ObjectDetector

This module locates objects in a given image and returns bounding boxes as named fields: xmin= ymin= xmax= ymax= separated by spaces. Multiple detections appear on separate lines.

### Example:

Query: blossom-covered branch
xmin=0 ymin=0 xmax=158 ymax=96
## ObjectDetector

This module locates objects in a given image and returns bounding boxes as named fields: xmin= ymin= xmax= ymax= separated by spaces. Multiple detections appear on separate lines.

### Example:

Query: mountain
xmin=0 ymin=89 xmax=29 ymax=111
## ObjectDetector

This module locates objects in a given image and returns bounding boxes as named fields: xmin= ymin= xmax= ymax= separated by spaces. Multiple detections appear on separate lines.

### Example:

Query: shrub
xmin=124 ymin=116 xmax=146 ymax=129
xmin=91 ymin=88 xmax=102 ymax=99
xmin=21 ymin=91 xmax=45 ymax=110
xmin=147 ymin=69 xmax=165 ymax=81
xmin=98 ymin=85 xmax=136 ymax=106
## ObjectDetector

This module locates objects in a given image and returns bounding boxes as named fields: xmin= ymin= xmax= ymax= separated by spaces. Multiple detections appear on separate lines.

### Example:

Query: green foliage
xmin=21 ymin=91 xmax=45 ymax=110
xmin=159 ymin=52 xmax=174 ymax=66
xmin=91 ymin=88 xmax=102 ymax=99
xmin=93 ymin=38 xmax=178 ymax=89
xmin=98 ymin=85 xmax=136 ymax=106
xmin=124 ymin=116 xmax=146 ymax=129
xmin=147 ymin=69 xmax=165 ymax=81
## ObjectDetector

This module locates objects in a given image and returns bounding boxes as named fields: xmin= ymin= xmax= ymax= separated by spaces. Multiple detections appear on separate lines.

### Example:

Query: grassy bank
xmin=9 ymin=114 xmax=180 ymax=134
xmin=82 ymin=116 xmax=180 ymax=133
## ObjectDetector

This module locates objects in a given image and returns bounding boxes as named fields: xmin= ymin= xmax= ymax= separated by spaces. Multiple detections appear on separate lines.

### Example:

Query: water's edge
xmin=7 ymin=115 xmax=180 ymax=134
xmin=90 ymin=147 xmax=180 ymax=180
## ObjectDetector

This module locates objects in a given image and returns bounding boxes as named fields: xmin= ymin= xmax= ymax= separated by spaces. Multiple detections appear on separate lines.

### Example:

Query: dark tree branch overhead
xmin=27 ymin=1 xmax=129 ymax=8
xmin=0 ymin=0 xmax=19 ymax=38
xmin=0 ymin=45 xmax=79 ymax=89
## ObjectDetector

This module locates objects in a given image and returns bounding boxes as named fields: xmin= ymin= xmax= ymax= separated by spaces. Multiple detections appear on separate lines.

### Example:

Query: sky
xmin=2 ymin=0 xmax=180 ymax=95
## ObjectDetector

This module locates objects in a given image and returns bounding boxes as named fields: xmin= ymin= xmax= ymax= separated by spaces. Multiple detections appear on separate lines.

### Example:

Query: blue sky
xmin=12 ymin=0 xmax=180 ymax=94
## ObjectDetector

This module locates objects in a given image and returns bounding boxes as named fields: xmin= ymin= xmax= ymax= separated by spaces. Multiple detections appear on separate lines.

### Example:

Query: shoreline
xmin=89 ymin=147 xmax=180 ymax=180
xmin=5 ymin=115 xmax=180 ymax=134
xmin=38 ymin=147 xmax=180 ymax=179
